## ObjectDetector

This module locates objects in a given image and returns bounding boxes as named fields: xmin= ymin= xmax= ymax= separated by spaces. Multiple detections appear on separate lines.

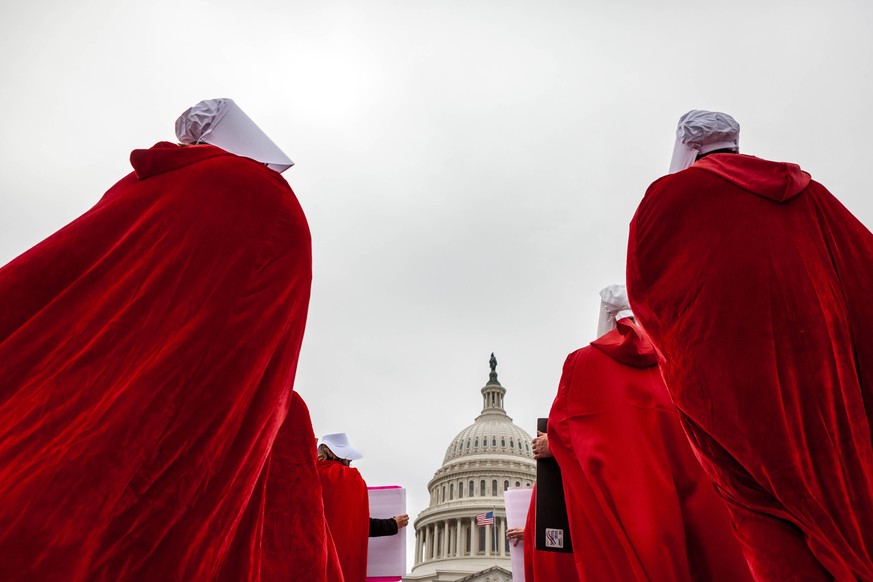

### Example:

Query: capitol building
xmin=403 ymin=356 xmax=536 ymax=582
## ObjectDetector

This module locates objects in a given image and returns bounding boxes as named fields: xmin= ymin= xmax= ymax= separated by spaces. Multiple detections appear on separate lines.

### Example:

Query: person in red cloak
xmin=544 ymin=285 xmax=752 ymax=581
xmin=0 ymin=98 xmax=338 ymax=580
xmin=627 ymin=110 xmax=873 ymax=580
xmin=316 ymin=433 xmax=409 ymax=582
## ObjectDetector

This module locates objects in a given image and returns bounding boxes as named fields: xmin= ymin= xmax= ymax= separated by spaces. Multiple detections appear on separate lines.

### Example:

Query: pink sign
xmin=366 ymin=486 xmax=406 ymax=582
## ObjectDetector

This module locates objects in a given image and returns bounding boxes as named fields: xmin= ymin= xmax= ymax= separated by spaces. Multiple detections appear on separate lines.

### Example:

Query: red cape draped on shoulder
xmin=317 ymin=460 xmax=370 ymax=582
xmin=627 ymin=153 xmax=873 ymax=580
xmin=0 ymin=142 xmax=335 ymax=580
xmin=523 ymin=483 xmax=578 ymax=582
xmin=547 ymin=318 xmax=751 ymax=581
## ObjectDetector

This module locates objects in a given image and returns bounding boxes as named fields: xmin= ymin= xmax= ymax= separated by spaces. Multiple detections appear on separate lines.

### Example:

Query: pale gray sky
xmin=2 ymin=0 xmax=872 ymax=568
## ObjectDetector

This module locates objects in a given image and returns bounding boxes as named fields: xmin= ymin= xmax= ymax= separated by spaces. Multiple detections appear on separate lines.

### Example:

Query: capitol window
xmin=480 ymin=480 xmax=486 ymax=496
xmin=510 ymin=439 xmax=514 ymax=448
xmin=501 ymin=438 xmax=506 ymax=447
xmin=459 ymin=481 xmax=464 ymax=498
xmin=450 ymin=483 xmax=454 ymax=500
xmin=492 ymin=437 xmax=496 ymax=447
xmin=474 ymin=438 xmax=478 ymax=448
xmin=491 ymin=480 xmax=497 ymax=496
xmin=504 ymin=480 xmax=509 ymax=491
xmin=469 ymin=480 xmax=474 ymax=496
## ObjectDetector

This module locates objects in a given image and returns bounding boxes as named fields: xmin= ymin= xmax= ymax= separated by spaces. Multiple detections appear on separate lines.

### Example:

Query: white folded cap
xmin=668 ymin=110 xmax=739 ymax=174
xmin=175 ymin=98 xmax=294 ymax=173
xmin=596 ymin=284 xmax=634 ymax=338
xmin=319 ymin=433 xmax=364 ymax=461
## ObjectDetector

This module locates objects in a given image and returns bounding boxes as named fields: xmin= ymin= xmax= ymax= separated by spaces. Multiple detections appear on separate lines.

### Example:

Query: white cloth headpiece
xmin=175 ymin=98 xmax=294 ymax=173
xmin=596 ymin=284 xmax=634 ymax=338
xmin=319 ymin=432 xmax=364 ymax=461
xmin=668 ymin=110 xmax=740 ymax=174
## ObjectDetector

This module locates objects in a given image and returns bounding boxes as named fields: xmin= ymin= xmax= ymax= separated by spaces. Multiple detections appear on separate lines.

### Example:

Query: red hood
xmin=692 ymin=153 xmax=811 ymax=203
xmin=590 ymin=318 xmax=658 ymax=368
xmin=130 ymin=142 xmax=231 ymax=179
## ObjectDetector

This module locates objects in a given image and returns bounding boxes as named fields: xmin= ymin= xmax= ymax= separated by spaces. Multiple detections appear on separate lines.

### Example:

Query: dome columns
xmin=412 ymin=515 xmax=512 ymax=568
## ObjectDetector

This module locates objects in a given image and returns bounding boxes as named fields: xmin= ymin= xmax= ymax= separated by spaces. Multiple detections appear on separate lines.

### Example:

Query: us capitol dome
xmin=403 ymin=354 xmax=536 ymax=582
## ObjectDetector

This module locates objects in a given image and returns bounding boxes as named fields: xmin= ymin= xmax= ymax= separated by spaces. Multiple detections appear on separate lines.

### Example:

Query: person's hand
xmin=506 ymin=527 xmax=524 ymax=546
xmin=532 ymin=430 xmax=552 ymax=459
xmin=394 ymin=514 xmax=410 ymax=529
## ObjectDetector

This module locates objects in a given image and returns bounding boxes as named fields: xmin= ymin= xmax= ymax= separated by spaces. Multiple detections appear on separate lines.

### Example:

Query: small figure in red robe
xmin=0 ymin=99 xmax=335 ymax=580
xmin=316 ymin=433 xmax=409 ymax=582
xmin=628 ymin=110 xmax=873 ymax=580
xmin=545 ymin=285 xmax=752 ymax=581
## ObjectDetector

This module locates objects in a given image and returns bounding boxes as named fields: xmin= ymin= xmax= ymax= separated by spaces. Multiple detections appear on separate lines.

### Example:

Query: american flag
xmin=476 ymin=511 xmax=494 ymax=526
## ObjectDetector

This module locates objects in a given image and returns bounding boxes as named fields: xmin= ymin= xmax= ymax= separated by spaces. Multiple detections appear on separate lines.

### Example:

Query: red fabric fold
xmin=694 ymin=153 xmax=810 ymax=202
xmin=547 ymin=318 xmax=751 ymax=581
xmin=0 ymin=142 xmax=332 ymax=580
xmin=590 ymin=317 xmax=658 ymax=368
xmin=627 ymin=153 xmax=873 ymax=580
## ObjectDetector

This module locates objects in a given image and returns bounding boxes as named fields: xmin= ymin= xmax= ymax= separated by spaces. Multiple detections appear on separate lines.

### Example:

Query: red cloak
xmin=0 ymin=142 xmax=335 ymax=580
xmin=523 ymin=483 xmax=579 ymax=582
xmin=547 ymin=318 xmax=751 ymax=581
xmin=317 ymin=460 xmax=371 ymax=582
xmin=627 ymin=153 xmax=873 ymax=580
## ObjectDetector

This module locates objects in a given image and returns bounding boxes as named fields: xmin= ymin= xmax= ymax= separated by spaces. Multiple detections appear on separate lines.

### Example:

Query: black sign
xmin=535 ymin=417 xmax=573 ymax=553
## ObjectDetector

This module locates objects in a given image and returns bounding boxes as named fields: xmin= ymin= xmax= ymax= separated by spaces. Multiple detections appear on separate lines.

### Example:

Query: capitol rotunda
xmin=403 ymin=356 xmax=536 ymax=582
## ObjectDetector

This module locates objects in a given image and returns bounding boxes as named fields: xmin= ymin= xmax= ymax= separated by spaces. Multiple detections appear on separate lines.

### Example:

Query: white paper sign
xmin=505 ymin=486 xmax=534 ymax=582
xmin=367 ymin=486 xmax=407 ymax=581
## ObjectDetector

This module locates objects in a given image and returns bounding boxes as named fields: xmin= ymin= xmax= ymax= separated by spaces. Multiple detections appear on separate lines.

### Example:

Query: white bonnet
xmin=319 ymin=433 xmax=364 ymax=461
xmin=669 ymin=110 xmax=739 ymax=173
xmin=596 ymin=284 xmax=634 ymax=338
xmin=175 ymin=98 xmax=294 ymax=173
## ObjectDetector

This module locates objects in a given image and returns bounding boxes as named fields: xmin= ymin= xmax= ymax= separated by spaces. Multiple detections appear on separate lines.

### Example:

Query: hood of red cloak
xmin=693 ymin=153 xmax=811 ymax=203
xmin=590 ymin=317 xmax=658 ymax=368
xmin=130 ymin=142 xmax=231 ymax=179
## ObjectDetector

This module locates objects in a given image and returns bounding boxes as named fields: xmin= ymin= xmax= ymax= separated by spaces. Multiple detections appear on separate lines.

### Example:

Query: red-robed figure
xmin=0 ymin=99 xmax=337 ymax=580
xmin=317 ymin=432 xmax=409 ymax=582
xmin=315 ymin=433 xmax=409 ymax=582
xmin=317 ymin=434 xmax=370 ymax=582
xmin=543 ymin=285 xmax=751 ymax=581
xmin=627 ymin=110 xmax=873 ymax=580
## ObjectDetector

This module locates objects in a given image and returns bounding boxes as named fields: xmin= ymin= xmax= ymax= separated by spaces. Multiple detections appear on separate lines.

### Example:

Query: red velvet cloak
xmin=627 ymin=153 xmax=873 ymax=580
xmin=317 ymin=460 xmax=371 ymax=582
xmin=547 ymin=318 xmax=751 ymax=581
xmin=523 ymin=483 xmax=579 ymax=582
xmin=0 ymin=142 xmax=335 ymax=580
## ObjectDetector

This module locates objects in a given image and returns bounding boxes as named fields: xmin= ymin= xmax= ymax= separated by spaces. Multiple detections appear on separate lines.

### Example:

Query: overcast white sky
xmin=2 ymin=0 xmax=872 ymax=569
